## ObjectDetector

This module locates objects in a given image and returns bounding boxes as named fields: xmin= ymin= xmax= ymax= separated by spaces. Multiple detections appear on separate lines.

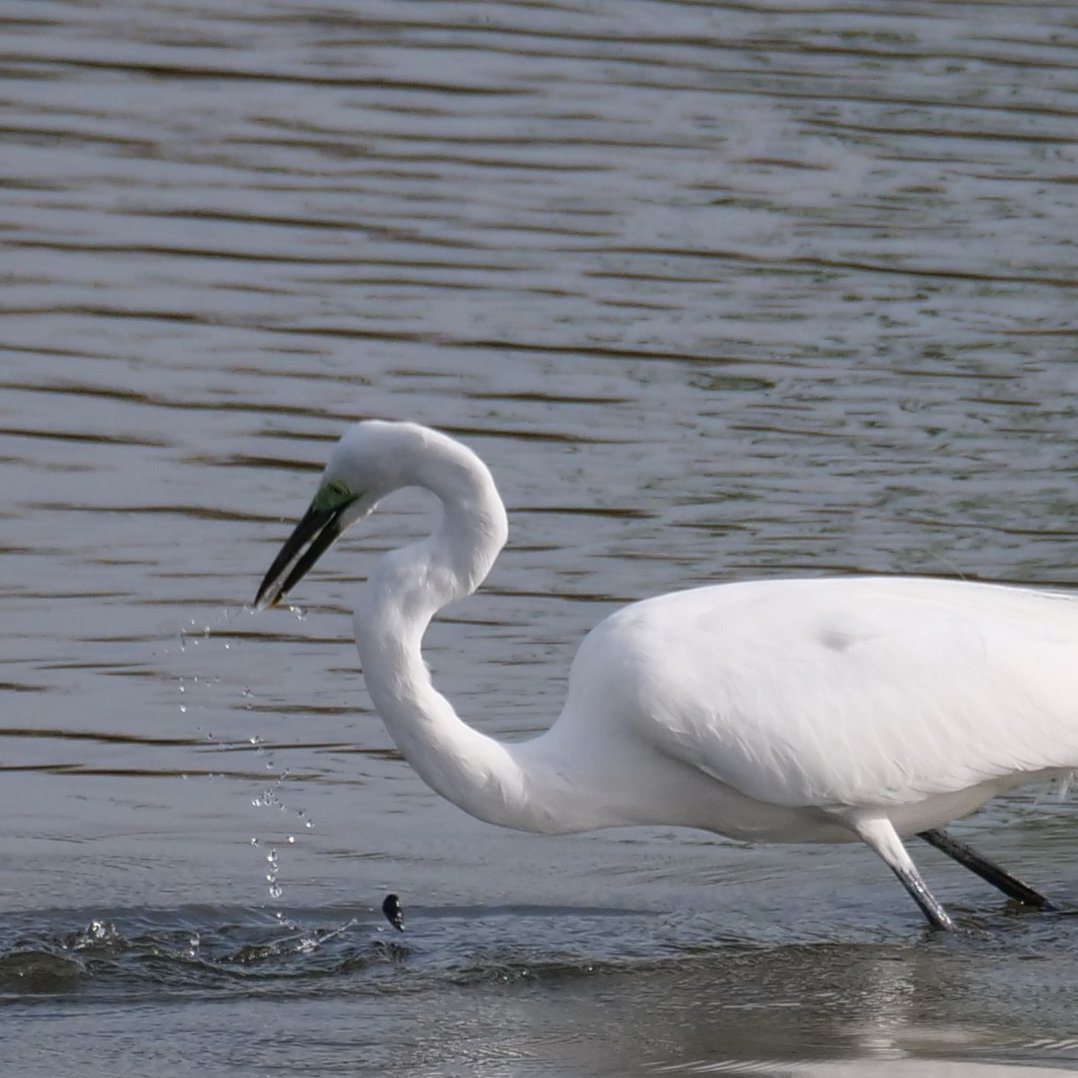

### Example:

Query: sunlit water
xmin=3 ymin=2 xmax=1078 ymax=1074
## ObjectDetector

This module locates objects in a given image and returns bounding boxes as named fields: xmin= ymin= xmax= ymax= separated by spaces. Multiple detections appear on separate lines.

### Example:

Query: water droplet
xmin=287 ymin=835 xmax=295 ymax=844
xmin=268 ymin=882 xmax=282 ymax=899
xmin=179 ymin=705 xmax=187 ymax=714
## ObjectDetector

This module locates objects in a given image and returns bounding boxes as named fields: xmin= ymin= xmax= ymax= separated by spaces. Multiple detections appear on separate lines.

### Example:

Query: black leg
xmin=887 ymin=858 xmax=957 ymax=931
xmin=854 ymin=816 xmax=957 ymax=930
xmin=918 ymin=828 xmax=1058 ymax=911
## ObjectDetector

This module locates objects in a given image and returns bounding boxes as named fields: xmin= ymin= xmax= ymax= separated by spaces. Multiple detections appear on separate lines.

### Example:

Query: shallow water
xmin=3 ymin=1 xmax=1078 ymax=1074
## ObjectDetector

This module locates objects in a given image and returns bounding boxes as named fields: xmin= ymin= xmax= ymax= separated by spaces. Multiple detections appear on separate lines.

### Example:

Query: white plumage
xmin=256 ymin=420 xmax=1077 ymax=930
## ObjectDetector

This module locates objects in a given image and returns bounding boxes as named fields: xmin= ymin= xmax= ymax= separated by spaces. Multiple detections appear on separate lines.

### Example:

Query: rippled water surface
xmin=3 ymin=1 xmax=1078 ymax=1074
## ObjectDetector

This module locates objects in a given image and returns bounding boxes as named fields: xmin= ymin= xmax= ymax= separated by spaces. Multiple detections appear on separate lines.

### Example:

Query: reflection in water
xmin=2 ymin=904 xmax=1077 ymax=1075
xmin=2 ymin=0 xmax=1078 ymax=1074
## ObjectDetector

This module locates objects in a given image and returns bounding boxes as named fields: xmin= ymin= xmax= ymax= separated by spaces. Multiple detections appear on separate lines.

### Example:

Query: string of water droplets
xmin=170 ymin=604 xmax=392 ymax=951
xmin=176 ymin=608 xmax=243 ymax=732
xmin=249 ymin=734 xmax=314 ymax=902
xmin=174 ymin=605 xmax=316 ymax=911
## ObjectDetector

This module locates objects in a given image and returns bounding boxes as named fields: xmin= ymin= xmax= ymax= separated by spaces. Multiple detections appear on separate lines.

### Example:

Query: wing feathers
xmin=577 ymin=576 xmax=1078 ymax=809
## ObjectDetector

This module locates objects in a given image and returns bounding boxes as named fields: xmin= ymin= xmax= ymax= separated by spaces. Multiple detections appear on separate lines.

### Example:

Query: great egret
xmin=255 ymin=420 xmax=1077 ymax=931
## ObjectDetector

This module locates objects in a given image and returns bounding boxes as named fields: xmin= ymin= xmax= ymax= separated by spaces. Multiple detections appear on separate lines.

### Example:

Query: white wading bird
xmin=255 ymin=420 xmax=1077 ymax=930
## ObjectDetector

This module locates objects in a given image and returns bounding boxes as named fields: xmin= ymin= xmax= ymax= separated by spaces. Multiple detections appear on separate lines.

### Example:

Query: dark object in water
xmin=382 ymin=893 xmax=405 ymax=932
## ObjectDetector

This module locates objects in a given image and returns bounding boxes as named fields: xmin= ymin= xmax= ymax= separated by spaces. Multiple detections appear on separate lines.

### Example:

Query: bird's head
xmin=253 ymin=420 xmax=422 ymax=609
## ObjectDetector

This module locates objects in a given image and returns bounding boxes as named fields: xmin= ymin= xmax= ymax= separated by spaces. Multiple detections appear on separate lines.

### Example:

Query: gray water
xmin=3 ymin=1 xmax=1078 ymax=1074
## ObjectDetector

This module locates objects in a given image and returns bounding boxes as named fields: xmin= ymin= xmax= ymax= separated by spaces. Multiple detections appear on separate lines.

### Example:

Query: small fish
xmin=382 ymin=893 xmax=405 ymax=932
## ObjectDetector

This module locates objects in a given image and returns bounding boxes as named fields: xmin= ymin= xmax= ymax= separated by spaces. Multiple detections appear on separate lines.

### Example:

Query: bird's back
xmin=559 ymin=576 xmax=1078 ymax=817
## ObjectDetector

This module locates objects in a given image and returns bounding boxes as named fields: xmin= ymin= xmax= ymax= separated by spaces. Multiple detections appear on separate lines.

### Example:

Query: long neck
xmin=352 ymin=437 xmax=577 ymax=833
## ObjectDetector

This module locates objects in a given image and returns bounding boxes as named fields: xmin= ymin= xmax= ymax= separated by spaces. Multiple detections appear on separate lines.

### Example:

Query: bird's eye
xmin=313 ymin=477 xmax=356 ymax=512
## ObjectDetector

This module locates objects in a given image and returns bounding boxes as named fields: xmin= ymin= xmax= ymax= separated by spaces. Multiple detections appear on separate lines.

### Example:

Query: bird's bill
xmin=254 ymin=501 xmax=345 ymax=609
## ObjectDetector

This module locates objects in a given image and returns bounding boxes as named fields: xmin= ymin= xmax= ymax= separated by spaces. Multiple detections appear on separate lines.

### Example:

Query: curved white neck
xmin=351 ymin=435 xmax=583 ymax=833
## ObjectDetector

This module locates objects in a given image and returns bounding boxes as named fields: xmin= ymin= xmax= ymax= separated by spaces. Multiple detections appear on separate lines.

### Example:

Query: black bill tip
xmin=254 ymin=503 xmax=342 ymax=610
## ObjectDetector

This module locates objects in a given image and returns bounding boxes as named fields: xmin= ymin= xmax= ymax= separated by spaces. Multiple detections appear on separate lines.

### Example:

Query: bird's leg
xmin=917 ymin=828 xmax=1059 ymax=911
xmin=852 ymin=815 xmax=957 ymax=931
